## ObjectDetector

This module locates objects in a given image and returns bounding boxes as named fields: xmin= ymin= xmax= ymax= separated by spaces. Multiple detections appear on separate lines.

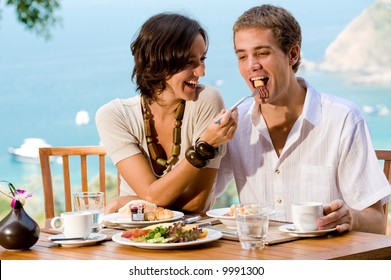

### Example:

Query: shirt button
xmin=275 ymin=169 xmax=280 ymax=174
xmin=277 ymin=199 xmax=282 ymax=203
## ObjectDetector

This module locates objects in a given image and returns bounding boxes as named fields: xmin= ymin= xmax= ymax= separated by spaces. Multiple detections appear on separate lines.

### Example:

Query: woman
xmin=96 ymin=13 xmax=237 ymax=214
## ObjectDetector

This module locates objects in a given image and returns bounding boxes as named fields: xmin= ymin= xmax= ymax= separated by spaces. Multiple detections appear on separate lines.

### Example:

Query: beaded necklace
xmin=142 ymin=97 xmax=186 ymax=175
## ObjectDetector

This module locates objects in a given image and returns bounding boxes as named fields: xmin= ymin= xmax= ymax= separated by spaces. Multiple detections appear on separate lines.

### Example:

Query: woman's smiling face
xmin=165 ymin=33 xmax=207 ymax=102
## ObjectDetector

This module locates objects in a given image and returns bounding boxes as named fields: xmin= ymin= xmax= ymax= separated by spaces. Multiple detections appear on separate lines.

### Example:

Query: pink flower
xmin=11 ymin=189 xmax=33 ymax=207
xmin=1 ymin=181 xmax=33 ymax=208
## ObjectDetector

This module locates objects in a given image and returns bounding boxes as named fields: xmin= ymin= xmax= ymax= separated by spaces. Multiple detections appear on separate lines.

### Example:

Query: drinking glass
xmin=73 ymin=192 xmax=104 ymax=231
xmin=235 ymin=203 xmax=269 ymax=250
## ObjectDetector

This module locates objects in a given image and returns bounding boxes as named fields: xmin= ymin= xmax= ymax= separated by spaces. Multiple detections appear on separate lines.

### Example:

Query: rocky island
xmin=305 ymin=0 xmax=391 ymax=85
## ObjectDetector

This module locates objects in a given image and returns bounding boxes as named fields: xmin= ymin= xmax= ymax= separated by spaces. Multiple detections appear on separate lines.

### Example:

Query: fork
xmin=50 ymin=235 xmax=101 ymax=241
xmin=214 ymin=87 xmax=261 ymax=124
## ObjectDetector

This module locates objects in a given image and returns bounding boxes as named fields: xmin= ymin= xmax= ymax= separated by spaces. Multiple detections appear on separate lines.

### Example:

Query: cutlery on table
xmin=50 ymin=235 xmax=101 ymax=241
xmin=214 ymin=87 xmax=261 ymax=124
xmin=181 ymin=215 xmax=201 ymax=224
xmin=50 ymin=237 xmax=86 ymax=241
xmin=205 ymin=227 xmax=237 ymax=235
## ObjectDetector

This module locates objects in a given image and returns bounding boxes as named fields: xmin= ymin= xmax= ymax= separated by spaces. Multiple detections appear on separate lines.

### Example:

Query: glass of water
xmin=235 ymin=203 xmax=269 ymax=250
xmin=73 ymin=192 xmax=104 ymax=232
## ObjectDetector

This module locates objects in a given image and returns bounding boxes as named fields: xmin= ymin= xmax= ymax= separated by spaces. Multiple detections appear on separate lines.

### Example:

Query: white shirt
xmin=216 ymin=78 xmax=391 ymax=222
xmin=96 ymin=86 xmax=226 ymax=207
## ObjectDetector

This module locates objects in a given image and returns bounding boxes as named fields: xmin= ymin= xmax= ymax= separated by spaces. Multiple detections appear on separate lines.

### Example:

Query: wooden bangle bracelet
xmin=195 ymin=141 xmax=217 ymax=160
xmin=185 ymin=146 xmax=209 ymax=168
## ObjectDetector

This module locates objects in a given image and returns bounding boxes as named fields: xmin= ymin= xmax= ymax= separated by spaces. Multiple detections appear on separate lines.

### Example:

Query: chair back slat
xmin=384 ymin=161 xmax=391 ymax=184
xmin=62 ymin=155 xmax=72 ymax=212
xmin=99 ymin=154 xmax=106 ymax=196
xmin=375 ymin=150 xmax=391 ymax=224
xmin=39 ymin=146 xmax=119 ymax=229
xmin=39 ymin=148 xmax=55 ymax=222
xmin=81 ymin=155 xmax=88 ymax=192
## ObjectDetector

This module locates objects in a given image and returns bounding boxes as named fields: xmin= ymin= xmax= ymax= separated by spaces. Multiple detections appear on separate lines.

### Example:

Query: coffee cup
xmin=50 ymin=211 xmax=93 ymax=239
xmin=291 ymin=202 xmax=323 ymax=231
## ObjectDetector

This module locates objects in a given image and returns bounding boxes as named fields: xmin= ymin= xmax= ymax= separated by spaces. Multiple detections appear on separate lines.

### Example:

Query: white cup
xmin=291 ymin=202 xmax=323 ymax=231
xmin=73 ymin=192 xmax=104 ymax=230
xmin=235 ymin=203 xmax=269 ymax=250
xmin=50 ymin=211 xmax=93 ymax=239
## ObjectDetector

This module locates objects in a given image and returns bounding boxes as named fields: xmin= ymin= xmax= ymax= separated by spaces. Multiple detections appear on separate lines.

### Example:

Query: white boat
xmin=362 ymin=104 xmax=390 ymax=116
xmin=8 ymin=138 xmax=51 ymax=164
xmin=362 ymin=105 xmax=376 ymax=114
xmin=375 ymin=105 xmax=389 ymax=116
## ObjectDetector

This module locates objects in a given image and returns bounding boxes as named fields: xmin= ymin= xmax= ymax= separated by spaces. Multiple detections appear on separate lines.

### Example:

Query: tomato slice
xmin=121 ymin=228 xmax=151 ymax=240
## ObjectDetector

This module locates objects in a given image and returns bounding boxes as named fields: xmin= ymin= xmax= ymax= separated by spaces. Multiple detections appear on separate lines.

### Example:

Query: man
xmin=216 ymin=4 xmax=390 ymax=234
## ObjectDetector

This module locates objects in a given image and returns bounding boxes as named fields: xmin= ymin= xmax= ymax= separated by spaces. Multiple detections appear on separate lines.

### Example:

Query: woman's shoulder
xmin=96 ymin=96 xmax=141 ymax=125
xmin=197 ymin=85 xmax=224 ymax=106
xmin=97 ymin=96 xmax=140 ymax=114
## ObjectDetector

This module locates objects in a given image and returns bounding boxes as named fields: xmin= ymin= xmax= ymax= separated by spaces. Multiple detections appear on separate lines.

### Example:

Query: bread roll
xmin=154 ymin=207 xmax=174 ymax=220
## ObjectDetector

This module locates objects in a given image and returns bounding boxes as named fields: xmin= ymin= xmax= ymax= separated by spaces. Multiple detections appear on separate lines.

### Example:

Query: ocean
xmin=0 ymin=0 xmax=390 ymax=219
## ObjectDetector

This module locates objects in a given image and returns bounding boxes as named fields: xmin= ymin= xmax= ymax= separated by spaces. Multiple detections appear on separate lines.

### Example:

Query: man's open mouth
xmin=251 ymin=77 xmax=269 ymax=88
xmin=251 ymin=77 xmax=269 ymax=99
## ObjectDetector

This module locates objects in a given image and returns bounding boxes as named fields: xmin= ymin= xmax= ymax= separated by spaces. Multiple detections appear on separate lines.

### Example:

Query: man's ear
xmin=289 ymin=45 xmax=300 ymax=66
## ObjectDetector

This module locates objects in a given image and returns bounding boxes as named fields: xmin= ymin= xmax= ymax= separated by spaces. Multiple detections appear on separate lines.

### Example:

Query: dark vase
xmin=0 ymin=200 xmax=40 ymax=250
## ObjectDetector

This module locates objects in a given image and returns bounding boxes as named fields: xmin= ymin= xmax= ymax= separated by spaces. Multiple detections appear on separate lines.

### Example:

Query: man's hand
xmin=317 ymin=199 xmax=352 ymax=233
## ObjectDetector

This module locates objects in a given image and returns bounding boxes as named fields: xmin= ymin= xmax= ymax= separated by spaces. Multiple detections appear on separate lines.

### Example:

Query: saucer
xmin=279 ymin=224 xmax=336 ymax=237
xmin=48 ymin=233 xmax=107 ymax=247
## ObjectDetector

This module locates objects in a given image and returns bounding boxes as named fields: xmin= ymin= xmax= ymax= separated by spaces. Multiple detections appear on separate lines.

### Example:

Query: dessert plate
xmin=205 ymin=207 xmax=236 ymax=229
xmin=102 ymin=211 xmax=184 ymax=228
xmin=112 ymin=228 xmax=222 ymax=249
xmin=279 ymin=224 xmax=336 ymax=237
xmin=48 ymin=233 xmax=107 ymax=247
xmin=206 ymin=207 xmax=276 ymax=229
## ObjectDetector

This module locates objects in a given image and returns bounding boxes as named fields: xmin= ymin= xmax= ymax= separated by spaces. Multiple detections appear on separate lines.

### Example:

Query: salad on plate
xmin=120 ymin=222 xmax=207 ymax=244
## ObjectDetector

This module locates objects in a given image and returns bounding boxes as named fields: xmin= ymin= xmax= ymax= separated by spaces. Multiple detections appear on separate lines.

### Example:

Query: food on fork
xmin=121 ymin=222 xmax=208 ymax=243
xmin=251 ymin=77 xmax=269 ymax=99
xmin=258 ymin=79 xmax=269 ymax=99
xmin=118 ymin=199 xmax=174 ymax=221
xmin=254 ymin=79 xmax=265 ymax=88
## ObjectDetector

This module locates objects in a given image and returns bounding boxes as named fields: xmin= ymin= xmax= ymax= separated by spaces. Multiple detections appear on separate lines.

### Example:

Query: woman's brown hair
xmin=131 ymin=13 xmax=208 ymax=99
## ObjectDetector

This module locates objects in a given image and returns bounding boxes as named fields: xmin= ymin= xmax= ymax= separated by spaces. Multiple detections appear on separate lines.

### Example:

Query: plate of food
xmin=206 ymin=205 xmax=276 ymax=229
xmin=112 ymin=222 xmax=222 ymax=249
xmin=206 ymin=207 xmax=236 ymax=229
xmin=102 ymin=200 xmax=184 ymax=228
xmin=279 ymin=224 xmax=337 ymax=237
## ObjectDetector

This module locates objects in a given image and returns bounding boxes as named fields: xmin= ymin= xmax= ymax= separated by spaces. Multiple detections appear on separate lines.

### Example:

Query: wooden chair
xmin=39 ymin=146 xmax=119 ymax=229
xmin=375 ymin=150 xmax=391 ymax=225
